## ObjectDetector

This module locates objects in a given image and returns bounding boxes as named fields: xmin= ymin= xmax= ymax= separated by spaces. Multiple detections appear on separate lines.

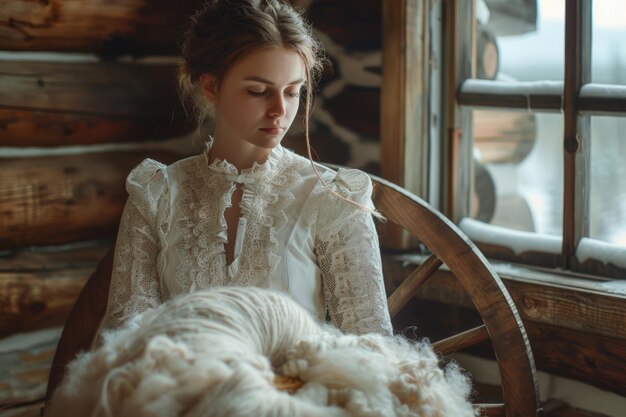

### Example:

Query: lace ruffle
xmin=176 ymin=157 xmax=232 ymax=290
xmin=236 ymin=152 xmax=307 ymax=287
xmin=175 ymin=147 xmax=306 ymax=290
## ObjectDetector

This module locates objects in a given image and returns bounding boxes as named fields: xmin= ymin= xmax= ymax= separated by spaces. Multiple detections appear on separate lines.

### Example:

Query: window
xmin=446 ymin=0 xmax=626 ymax=279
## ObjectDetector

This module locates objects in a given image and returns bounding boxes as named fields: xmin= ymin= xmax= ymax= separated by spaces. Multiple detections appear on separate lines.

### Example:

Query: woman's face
xmin=202 ymin=47 xmax=307 ymax=153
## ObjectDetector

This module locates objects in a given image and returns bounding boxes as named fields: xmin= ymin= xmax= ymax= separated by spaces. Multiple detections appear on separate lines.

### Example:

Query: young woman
xmin=100 ymin=0 xmax=392 ymax=336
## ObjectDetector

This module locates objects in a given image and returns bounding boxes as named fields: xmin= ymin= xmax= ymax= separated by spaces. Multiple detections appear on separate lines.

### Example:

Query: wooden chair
xmin=44 ymin=173 xmax=541 ymax=417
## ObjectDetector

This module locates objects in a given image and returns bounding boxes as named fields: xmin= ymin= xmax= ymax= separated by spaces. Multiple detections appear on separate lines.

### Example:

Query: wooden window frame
xmin=380 ymin=0 xmax=626 ymax=398
xmin=383 ymin=0 xmax=626 ymax=279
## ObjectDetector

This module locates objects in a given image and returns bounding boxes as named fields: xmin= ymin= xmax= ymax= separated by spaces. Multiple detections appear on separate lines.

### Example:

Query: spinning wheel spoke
xmin=431 ymin=324 xmax=490 ymax=356
xmin=367 ymin=173 xmax=540 ymax=417
xmin=387 ymin=253 xmax=442 ymax=318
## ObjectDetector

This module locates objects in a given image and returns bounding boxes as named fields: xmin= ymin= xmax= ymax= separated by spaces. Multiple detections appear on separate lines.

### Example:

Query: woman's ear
xmin=199 ymin=73 xmax=219 ymax=103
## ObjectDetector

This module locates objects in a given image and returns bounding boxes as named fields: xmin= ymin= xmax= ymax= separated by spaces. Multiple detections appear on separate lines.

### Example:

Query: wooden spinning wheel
xmin=44 ymin=172 xmax=540 ymax=417
xmin=372 ymin=174 xmax=540 ymax=417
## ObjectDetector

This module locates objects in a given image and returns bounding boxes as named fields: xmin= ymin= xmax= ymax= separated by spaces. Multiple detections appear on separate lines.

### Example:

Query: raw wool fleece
xmin=47 ymin=287 xmax=476 ymax=417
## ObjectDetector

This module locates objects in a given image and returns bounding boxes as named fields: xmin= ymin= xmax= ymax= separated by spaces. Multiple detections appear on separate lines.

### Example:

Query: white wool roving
xmin=47 ymin=287 xmax=477 ymax=417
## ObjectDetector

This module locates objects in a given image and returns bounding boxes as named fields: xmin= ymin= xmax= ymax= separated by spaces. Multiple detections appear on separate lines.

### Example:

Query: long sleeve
xmin=314 ymin=168 xmax=393 ymax=336
xmin=100 ymin=159 xmax=168 ymax=332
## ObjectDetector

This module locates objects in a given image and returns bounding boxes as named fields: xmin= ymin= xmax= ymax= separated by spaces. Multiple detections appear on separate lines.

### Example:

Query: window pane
xmin=472 ymin=110 xmax=563 ymax=237
xmin=592 ymin=0 xmax=626 ymax=85
xmin=590 ymin=116 xmax=626 ymax=246
xmin=481 ymin=0 xmax=564 ymax=82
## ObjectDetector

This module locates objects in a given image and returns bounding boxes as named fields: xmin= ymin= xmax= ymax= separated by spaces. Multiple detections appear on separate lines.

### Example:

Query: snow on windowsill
xmin=460 ymin=79 xmax=564 ymax=96
xmin=459 ymin=217 xmax=562 ymax=255
xmin=576 ymin=237 xmax=626 ymax=274
xmin=580 ymin=83 xmax=626 ymax=99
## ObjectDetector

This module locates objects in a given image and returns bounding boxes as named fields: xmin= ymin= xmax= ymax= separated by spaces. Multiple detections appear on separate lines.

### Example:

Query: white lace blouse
xmin=101 ymin=144 xmax=393 ymax=336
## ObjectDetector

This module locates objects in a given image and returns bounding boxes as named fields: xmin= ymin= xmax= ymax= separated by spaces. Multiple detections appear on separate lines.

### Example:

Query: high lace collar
xmin=202 ymin=141 xmax=283 ymax=184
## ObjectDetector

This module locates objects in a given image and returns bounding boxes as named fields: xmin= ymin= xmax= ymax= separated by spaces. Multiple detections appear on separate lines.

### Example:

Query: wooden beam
xmin=562 ymin=0 xmax=591 ymax=267
xmin=381 ymin=0 xmax=406 ymax=186
xmin=0 ymin=151 xmax=178 ymax=249
xmin=380 ymin=0 xmax=427 ymax=250
xmin=458 ymin=80 xmax=563 ymax=112
xmin=0 ymin=0 xmax=204 ymax=55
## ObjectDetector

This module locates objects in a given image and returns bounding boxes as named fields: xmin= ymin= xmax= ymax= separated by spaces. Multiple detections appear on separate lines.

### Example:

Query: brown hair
xmin=177 ymin=0 xmax=323 ymax=131
xmin=177 ymin=0 xmax=382 ymax=218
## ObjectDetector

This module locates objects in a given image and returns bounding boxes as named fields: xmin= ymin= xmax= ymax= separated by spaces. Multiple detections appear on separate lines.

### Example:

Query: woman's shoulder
xmin=125 ymin=153 xmax=207 ymax=197
xmin=126 ymin=158 xmax=167 ymax=196
xmin=128 ymin=153 xmax=205 ymax=182
xmin=331 ymin=167 xmax=373 ymax=195
xmin=127 ymin=158 xmax=167 ymax=183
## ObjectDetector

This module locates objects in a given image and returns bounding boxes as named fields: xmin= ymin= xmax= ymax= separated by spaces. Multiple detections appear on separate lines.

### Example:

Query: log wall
xmin=0 ymin=0 xmax=204 ymax=55
xmin=1 ymin=2 xmax=204 ymax=412
xmin=0 ymin=1 xmax=386 ymax=413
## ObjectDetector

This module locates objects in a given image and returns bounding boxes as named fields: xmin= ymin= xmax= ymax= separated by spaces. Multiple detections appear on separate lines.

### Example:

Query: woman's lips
xmin=260 ymin=127 xmax=282 ymax=135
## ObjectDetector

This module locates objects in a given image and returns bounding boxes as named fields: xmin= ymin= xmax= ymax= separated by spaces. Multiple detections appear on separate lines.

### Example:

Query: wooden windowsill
xmin=385 ymin=252 xmax=626 ymax=340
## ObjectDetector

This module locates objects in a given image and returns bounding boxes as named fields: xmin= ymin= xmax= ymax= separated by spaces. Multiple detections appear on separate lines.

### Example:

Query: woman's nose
xmin=267 ymin=95 xmax=287 ymax=118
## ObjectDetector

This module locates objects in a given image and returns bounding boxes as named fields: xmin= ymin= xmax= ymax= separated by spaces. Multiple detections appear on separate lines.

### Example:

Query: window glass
xmin=483 ymin=0 xmax=565 ymax=82
xmin=590 ymin=116 xmax=626 ymax=246
xmin=472 ymin=110 xmax=563 ymax=237
xmin=592 ymin=0 xmax=626 ymax=85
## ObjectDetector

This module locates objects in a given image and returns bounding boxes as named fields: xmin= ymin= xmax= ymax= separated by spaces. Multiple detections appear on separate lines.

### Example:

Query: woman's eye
xmin=247 ymin=90 xmax=266 ymax=97
xmin=286 ymin=91 xmax=301 ymax=98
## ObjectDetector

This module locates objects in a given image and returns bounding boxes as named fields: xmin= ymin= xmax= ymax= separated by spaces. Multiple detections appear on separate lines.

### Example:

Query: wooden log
xmin=473 ymin=110 xmax=536 ymax=164
xmin=0 ymin=60 xmax=189 ymax=146
xmin=0 ymin=0 xmax=204 ymax=54
xmin=0 ymin=60 xmax=178 ymax=117
xmin=0 ymin=268 xmax=91 ymax=337
xmin=0 ymin=151 xmax=178 ymax=249
xmin=0 ymin=241 xmax=112 ymax=337
xmin=0 ymin=108 xmax=187 ymax=147
xmin=0 ymin=241 xmax=111 ymax=272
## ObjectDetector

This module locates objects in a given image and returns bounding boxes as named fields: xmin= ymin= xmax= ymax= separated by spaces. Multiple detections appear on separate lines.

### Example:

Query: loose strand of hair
xmin=302 ymin=72 xmax=385 ymax=221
